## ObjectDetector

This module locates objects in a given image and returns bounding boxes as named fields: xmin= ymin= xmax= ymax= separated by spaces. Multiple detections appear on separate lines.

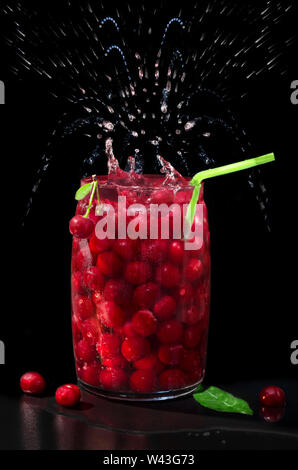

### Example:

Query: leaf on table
xmin=193 ymin=386 xmax=253 ymax=415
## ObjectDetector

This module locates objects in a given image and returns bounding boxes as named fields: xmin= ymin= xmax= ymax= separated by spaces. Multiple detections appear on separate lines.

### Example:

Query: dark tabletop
xmin=1 ymin=379 xmax=298 ymax=450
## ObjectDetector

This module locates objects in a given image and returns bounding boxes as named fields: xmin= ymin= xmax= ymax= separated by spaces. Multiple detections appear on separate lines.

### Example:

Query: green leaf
xmin=75 ymin=183 xmax=93 ymax=200
xmin=193 ymin=386 xmax=253 ymax=415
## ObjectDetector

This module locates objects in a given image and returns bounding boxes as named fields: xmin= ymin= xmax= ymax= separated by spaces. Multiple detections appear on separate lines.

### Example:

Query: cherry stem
xmin=83 ymin=178 xmax=98 ymax=218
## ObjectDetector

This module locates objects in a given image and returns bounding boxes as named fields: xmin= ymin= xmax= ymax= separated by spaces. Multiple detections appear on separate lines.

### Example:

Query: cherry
xmin=124 ymin=261 xmax=152 ymax=285
xmin=130 ymin=370 xmax=157 ymax=393
xmin=175 ymin=282 xmax=194 ymax=305
xmin=121 ymin=336 xmax=150 ymax=362
xmin=69 ymin=215 xmax=94 ymax=239
xmin=96 ymin=332 xmax=121 ymax=359
xmin=180 ymin=349 xmax=201 ymax=373
xmin=73 ymin=295 xmax=94 ymax=321
xmin=71 ymin=271 xmax=87 ymax=295
xmin=153 ymin=296 xmax=176 ymax=321
xmin=55 ymin=384 xmax=81 ymax=407
xmin=259 ymin=386 xmax=286 ymax=407
xmin=132 ymin=310 xmax=157 ymax=337
xmin=159 ymin=368 xmax=186 ymax=390
xmin=186 ymin=258 xmax=204 ymax=283
xmin=158 ymin=344 xmax=184 ymax=365
xmin=80 ymin=317 xmax=101 ymax=345
xmin=121 ymin=321 xmax=138 ymax=338
xmin=168 ymin=240 xmax=185 ymax=264
xmin=20 ymin=372 xmax=46 ymax=395
xmin=75 ymin=339 xmax=97 ymax=363
xmin=96 ymin=251 xmax=123 ymax=277
xmin=99 ymin=368 xmax=128 ymax=390
xmin=155 ymin=263 xmax=180 ymax=288
xmin=89 ymin=234 xmax=113 ymax=256
xmin=91 ymin=290 xmax=104 ymax=306
xmin=114 ymin=239 xmax=139 ymax=260
xmin=83 ymin=266 xmax=105 ymax=292
xmin=183 ymin=324 xmax=202 ymax=349
xmin=157 ymin=319 xmax=183 ymax=344
xmin=180 ymin=305 xmax=203 ymax=326
xmin=134 ymin=353 xmax=164 ymax=374
xmin=133 ymin=282 xmax=161 ymax=309
xmin=97 ymin=301 xmax=126 ymax=329
xmin=103 ymin=279 xmax=133 ymax=306
xmin=72 ymin=245 xmax=93 ymax=272
xmin=79 ymin=362 xmax=100 ymax=386
xmin=140 ymin=239 xmax=168 ymax=264
xmin=102 ymin=355 xmax=128 ymax=370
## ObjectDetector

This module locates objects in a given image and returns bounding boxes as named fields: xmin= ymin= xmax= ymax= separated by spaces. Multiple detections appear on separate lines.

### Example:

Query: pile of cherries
xmin=70 ymin=191 xmax=211 ymax=395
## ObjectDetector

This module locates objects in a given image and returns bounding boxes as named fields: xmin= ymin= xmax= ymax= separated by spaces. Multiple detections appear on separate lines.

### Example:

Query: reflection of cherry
xmin=259 ymin=386 xmax=286 ymax=407
xmin=259 ymin=406 xmax=285 ymax=423
xmin=69 ymin=215 xmax=94 ymax=239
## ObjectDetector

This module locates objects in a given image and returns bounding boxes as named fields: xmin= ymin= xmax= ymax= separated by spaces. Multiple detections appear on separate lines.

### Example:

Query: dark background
xmin=0 ymin=0 xmax=297 ymax=395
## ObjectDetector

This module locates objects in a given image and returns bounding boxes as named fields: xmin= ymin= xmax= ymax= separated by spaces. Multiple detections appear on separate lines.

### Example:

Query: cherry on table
xmin=55 ymin=384 xmax=81 ymax=407
xmin=69 ymin=215 xmax=94 ymax=239
xmin=258 ymin=385 xmax=286 ymax=407
xmin=20 ymin=372 xmax=46 ymax=395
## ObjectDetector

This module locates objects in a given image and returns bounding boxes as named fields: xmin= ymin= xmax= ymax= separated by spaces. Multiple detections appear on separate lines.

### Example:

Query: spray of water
xmin=1 ymin=0 xmax=296 ymax=229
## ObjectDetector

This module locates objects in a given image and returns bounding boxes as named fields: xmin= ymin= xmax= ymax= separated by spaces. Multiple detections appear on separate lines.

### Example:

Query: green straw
xmin=186 ymin=152 xmax=275 ymax=227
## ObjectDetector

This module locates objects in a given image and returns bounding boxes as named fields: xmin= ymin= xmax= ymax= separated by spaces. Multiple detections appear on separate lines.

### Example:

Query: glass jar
xmin=71 ymin=175 xmax=210 ymax=400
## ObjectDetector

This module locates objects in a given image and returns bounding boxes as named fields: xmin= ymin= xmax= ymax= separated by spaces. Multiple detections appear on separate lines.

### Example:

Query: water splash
xmin=1 ymin=0 xmax=295 ymax=229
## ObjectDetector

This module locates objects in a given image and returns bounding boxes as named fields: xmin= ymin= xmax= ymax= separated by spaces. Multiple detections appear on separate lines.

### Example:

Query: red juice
xmin=71 ymin=174 xmax=210 ymax=400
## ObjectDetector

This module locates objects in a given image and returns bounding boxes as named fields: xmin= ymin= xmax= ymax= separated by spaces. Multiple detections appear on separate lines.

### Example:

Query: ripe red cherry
xmin=79 ymin=362 xmax=100 ymax=386
xmin=121 ymin=336 xmax=150 ymax=362
xmin=114 ymin=239 xmax=139 ymax=260
xmin=96 ymin=332 xmax=121 ymax=359
xmin=175 ymin=282 xmax=194 ymax=305
xmin=132 ymin=282 xmax=160 ymax=309
xmin=103 ymin=279 xmax=133 ymax=306
xmin=96 ymin=251 xmax=123 ymax=277
xmin=121 ymin=321 xmax=138 ymax=338
xmin=180 ymin=349 xmax=201 ymax=373
xmin=158 ymin=344 xmax=184 ymax=365
xmin=99 ymin=368 xmax=128 ymax=390
xmin=89 ymin=234 xmax=113 ymax=256
xmin=132 ymin=310 xmax=157 ymax=337
xmin=55 ymin=384 xmax=81 ymax=407
xmin=180 ymin=305 xmax=203 ymax=325
xmin=134 ymin=353 xmax=164 ymax=374
xmin=75 ymin=339 xmax=97 ymax=363
xmin=96 ymin=301 xmax=126 ymax=328
xmin=168 ymin=240 xmax=185 ymax=264
xmin=71 ymin=271 xmax=87 ymax=295
xmin=159 ymin=368 xmax=186 ymax=389
xmin=73 ymin=295 xmax=94 ymax=321
xmin=183 ymin=324 xmax=202 ymax=349
xmin=20 ymin=372 xmax=46 ymax=395
xmin=80 ymin=317 xmax=101 ymax=345
xmin=69 ymin=215 xmax=94 ymax=239
xmin=130 ymin=370 xmax=157 ymax=393
xmin=102 ymin=355 xmax=128 ymax=370
xmin=155 ymin=263 xmax=180 ymax=288
xmin=186 ymin=258 xmax=204 ymax=283
xmin=259 ymin=386 xmax=286 ymax=407
xmin=140 ymin=239 xmax=168 ymax=263
xmin=157 ymin=319 xmax=183 ymax=344
xmin=83 ymin=266 xmax=105 ymax=292
xmin=124 ymin=261 xmax=152 ymax=285
xmin=153 ymin=296 xmax=176 ymax=321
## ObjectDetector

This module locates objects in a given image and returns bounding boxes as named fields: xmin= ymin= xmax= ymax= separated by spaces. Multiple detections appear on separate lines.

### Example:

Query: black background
xmin=0 ymin=0 xmax=297 ymax=396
